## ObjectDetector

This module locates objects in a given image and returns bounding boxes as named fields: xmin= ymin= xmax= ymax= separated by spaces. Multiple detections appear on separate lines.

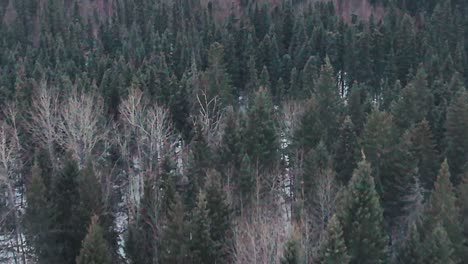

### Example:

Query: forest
xmin=0 ymin=0 xmax=467 ymax=263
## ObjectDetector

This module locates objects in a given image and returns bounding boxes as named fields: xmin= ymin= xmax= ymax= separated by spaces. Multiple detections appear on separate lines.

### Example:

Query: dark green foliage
xmin=281 ymin=236 xmax=300 ymax=264
xmin=398 ymin=223 xmax=424 ymax=264
xmin=24 ymin=164 xmax=51 ymax=263
xmin=49 ymin=155 xmax=83 ymax=264
xmin=244 ymin=87 xmax=279 ymax=170
xmin=408 ymin=120 xmax=440 ymax=193
xmin=445 ymin=90 xmax=468 ymax=184
xmin=339 ymin=160 xmax=389 ymax=264
xmin=160 ymin=194 xmax=191 ymax=264
xmin=317 ymin=215 xmax=350 ymax=264
xmin=2 ymin=1 xmax=467 ymax=263
xmin=76 ymin=216 xmax=112 ymax=264
xmin=425 ymin=160 xmax=465 ymax=262
xmin=335 ymin=116 xmax=360 ymax=184
xmin=423 ymin=224 xmax=456 ymax=264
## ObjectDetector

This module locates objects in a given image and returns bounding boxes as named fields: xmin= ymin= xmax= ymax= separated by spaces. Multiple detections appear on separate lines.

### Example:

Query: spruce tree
xmin=317 ymin=215 xmax=350 ymax=264
xmin=76 ymin=216 xmax=112 ymax=264
xmin=244 ymin=87 xmax=278 ymax=171
xmin=334 ymin=116 xmax=360 ymax=184
xmin=398 ymin=223 xmax=424 ymax=264
xmin=50 ymin=154 xmax=82 ymax=264
xmin=24 ymin=163 xmax=51 ymax=263
xmin=425 ymin=159 xmax=465 ymax=262
xmin=160 ymin=194 xmax=191 ymax=264
xmin=408 ymin=119 xmax=440 ymax=193
xmin=339 ymin=160 xmax=389 ymax=264
xmin=280 ymin=236 xmax=300 ymax=264
xmin=423 ymin=224 xmax=456 ymax=264
xmin=205 ymin=179 xmax=232 ymax=261
xmin=190 ymin=191 xmax=216 ymax=264
xmin=445 ymin=90 xmax=468 ymax=184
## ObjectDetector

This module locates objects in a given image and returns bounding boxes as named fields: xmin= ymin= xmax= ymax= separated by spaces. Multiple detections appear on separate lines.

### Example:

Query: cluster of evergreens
xmin=0 ymin=0 xmax=467 ymax=263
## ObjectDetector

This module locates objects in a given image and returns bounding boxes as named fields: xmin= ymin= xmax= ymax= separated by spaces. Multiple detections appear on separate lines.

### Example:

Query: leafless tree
xmin=117 ymin=87 xmax=175 ymax=221
xmin=29 ymin=80 xmax=61 ymax=167
xmin=233 ymin=207 xmax=290 ymax=264
xmin=0 ymin=103 xmax=27 ymax=264
xmin=58 ymin=87 xmax=109 ymax=167
xmin=193 ymin=86 xmax=225 ymax=146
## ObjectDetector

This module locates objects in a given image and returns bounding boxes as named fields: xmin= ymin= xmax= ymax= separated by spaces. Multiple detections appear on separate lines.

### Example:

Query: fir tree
xmin=76 ymin=216 xmax=112 ymax=264
xmin=160 ymin=194 xmax=191 ymax=264
xmin=244 ymin=87 xmax=278 ymax=171
xmin=408 ymin=119 xmax=440 ymax=193
xmin=339 ymin=160 xmax=389 ymax=264
xmin=24 ymin=163 xmax=51 ymax=264
xmin=425 ymin=159 xmax=465 ymax=262
xmin=334 ymin=116 xmax=360 ymax=184
xmin=190 ymin=191 xmax=216 ymax=264
xmin=317 ymin=215 xmax=350 ymax=264
xmin=445 ymin=90 xmax=468 ymax=184
xmin=280 ymin=236 xmax=300 ymax=264
xmin=398 ymin=223 xmax=424 ymax=264
xmin=423 ymin=224 xmax=456 ymax=264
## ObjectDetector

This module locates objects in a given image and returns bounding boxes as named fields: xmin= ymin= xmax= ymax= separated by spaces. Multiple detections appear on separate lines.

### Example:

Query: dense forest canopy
xmin=0 ymin=0 xmax=467 ymax=263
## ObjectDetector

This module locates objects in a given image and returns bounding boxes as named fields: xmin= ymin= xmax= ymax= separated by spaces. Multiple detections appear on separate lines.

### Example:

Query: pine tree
xmin=423 ymin=224 xmax=456 ymax=264
xmin=202 ymin=42 xmax=234 ymax=107
xmin=160 ymin=194 xmax=191 ymax=264
xmin=457 ymin=168 xmax=468 ymax=257
xmin=280 ymin=236 xmax=300 ymax=264
xmin=206 ymin=180 xmax=232 ymax=262
xmin=314 ymin=57 xmax=343 ymax=148
xmin=317 ymin=215 xmax=350 ymax=264
xmin=190 ymin=191 xmax=216 ymax=264
xmin=50 ymin=154 xmax=83 ymax=263
xmin=339 ymin=160 xmax=389 ymax=264
xmin=334 ymin=116 xmax=360 ymax=184
xmin=425 ymin=159 xmax=465 ymax=262
xmin=391 ymin=66 xmax=432 ymax=131
xmin=445 ymin=90 xmax=468 ymax=184
xmin=408 ymin=119 xmax=440 ymax=193
xmin=244 ymin=87 xmax=278 ymax=170
xmin=76 ymin=216 xmax=112 ymax=264
xmin=398 ymin=223 xmax=424 ymax=264
xmin=24 ymin=163 xmax=51 ymax=263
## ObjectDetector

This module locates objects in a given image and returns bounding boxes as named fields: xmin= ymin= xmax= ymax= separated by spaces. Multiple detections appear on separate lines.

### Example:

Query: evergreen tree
xmin=339 ymin=160 xmax=389 ymax=264
xmin=280 ymin=236 xmax=300 ymax=264
xmin=160 ymin=194 xmax=191 ymax=264
xmin=49 ymin=154 xmax=83 ymax=264
xmin=445 ymin=90 xmax=468 ymax=184
xmin=244 ymin=87 xmax=278 ymax=170
xmin=201 ymin=42 xmax=234 ymax=107
xmin=408 ymin=119 xmax=440 ymax=193
xmin=317 ymin=215 xmax=350 ymax=264
xmin=423 ymin=224 xmax=456 ymax=264
xmin=190 ymin=191 xmax=216 ymax=264
xmin=398 ymin=223 xmax=424 ymax=264
xmin=314 ymin=57 xmax=343 ymax=148
xmin=334 ymin=116 xmax=360 ymax=184
xmin=76 ymin=216 xmax=112 ymax=264
xmin=24 ymin=163 xmax=51 ymax=264
xmin=425 ymin=159 xmax=465 ymax=262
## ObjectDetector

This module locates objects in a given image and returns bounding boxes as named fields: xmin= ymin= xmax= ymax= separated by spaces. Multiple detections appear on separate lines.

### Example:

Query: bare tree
xmin=58 ymin=87 xmax=109 ymax=167
xmin=117 ymin=87 xmax=175 ymax=221
xmin=0 ymin=103 xmax=27 ymax=264
xmin=29 ymin=80 xmax=61 ymax=167
xmin=233 ymin=207 xmax=290 ymax=264
xmin=192 ymin=86 xmax=225 ymax=146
